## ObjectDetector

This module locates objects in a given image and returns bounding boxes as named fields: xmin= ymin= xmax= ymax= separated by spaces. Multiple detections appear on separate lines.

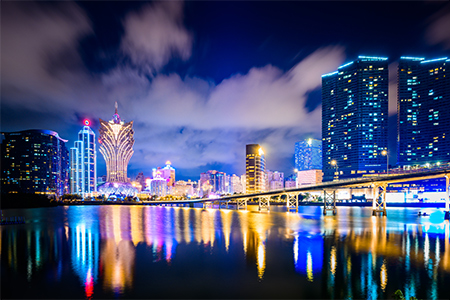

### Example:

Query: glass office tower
xmin=322 ymin=56 xmax=389 ymax=181
xmin=397 ymin=57 xmax=449 ymax=167
xmin=295 ymin=138 xmax=322 ymax=171
xmin=1 ymin=129 xmax=69 ymax=196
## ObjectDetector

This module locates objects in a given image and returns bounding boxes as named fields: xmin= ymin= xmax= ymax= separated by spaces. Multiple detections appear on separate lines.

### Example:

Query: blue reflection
xmin=293 ymin=233 xmax=323 ymax=279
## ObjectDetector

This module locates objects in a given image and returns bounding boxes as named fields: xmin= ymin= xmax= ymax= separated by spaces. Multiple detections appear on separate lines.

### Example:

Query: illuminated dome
xmin=98 ymin=182 xmax=137 ymax=197
xmin=165 ymin=160 xmax=171 ymax=165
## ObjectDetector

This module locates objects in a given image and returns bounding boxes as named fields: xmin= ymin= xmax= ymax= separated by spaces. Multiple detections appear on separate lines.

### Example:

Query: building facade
xmin=267 ymin=170 xmax=284 ymax=191
xmin=149 ymin=172 xmax=167 ymax=197
xmin=199 ymin=170 xmax=226 ymax=195
xmin=70 ymin=122 xmax=97 ymax=195
xmin=229 ymin=174 xmax=244 ymax=194
xmin=294 ymin=139 xmax=322 ymax=171
xmin=246 ymin=144 xmax=265 ymax=193
xmin=322 ymin=56 xmax=389 ymax=181
xmin=397 ymin=57 xmax=450 ymax=167
xmin=98 ymin=102 xmax=134 ymax=183
xmin=1 ymin=129 xmax=69 ymax=196
xmin=296 ymin=170 xmax=323 ymax=186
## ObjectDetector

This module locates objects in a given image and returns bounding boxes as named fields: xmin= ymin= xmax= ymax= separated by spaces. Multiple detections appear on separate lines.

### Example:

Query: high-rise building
xmin=149 ymin=171 xmax=167 ymax=197
xmin=1 ymin=129 xmax=69 ymax=196
xmin=199 ymin=170 xmax=226 ymax=194
xmin=267 ymin=170 xmax=284 ymax=191
xmin=161 ymin=161 xmax=176 ymax=187
xmin=322 ymin=56 xmax=389 ymax=181
xmin=98 ymin=102 xmax=134 ymax=183
xmin=397 ymin=57 xmax=450 ymax=167
xmin=70 ymin=120 xmax=97 ymax=196
xmin=295 ymin=139 xmax=322 ymax=171
xmin=229 ymin=174 xmax=244 ymax=194
xmin=246 ymin=144 xmax=265 ymax=193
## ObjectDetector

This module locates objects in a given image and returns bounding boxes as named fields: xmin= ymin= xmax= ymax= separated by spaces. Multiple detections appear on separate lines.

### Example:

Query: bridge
xmin=142 ymin=168 xmax=450 ymax=219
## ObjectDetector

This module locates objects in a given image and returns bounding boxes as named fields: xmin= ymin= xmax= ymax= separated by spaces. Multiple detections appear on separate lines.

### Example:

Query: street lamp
xmin=331 ymin=160 xmax=338 ymax=180
xmin=381 ymin=150 xmax=388 ymax=175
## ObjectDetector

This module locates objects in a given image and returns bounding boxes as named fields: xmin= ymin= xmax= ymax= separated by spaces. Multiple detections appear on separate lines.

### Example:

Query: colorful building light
xmin=98 ymin=102 xmax=134 ymax=183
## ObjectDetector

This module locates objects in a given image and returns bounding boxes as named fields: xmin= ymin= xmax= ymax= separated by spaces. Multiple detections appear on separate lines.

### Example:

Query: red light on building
xmin=84 ymin=119 xmax=90 ymax=126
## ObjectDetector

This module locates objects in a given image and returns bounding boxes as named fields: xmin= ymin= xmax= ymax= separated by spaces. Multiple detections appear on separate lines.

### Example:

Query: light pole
xmin=331 ymin=160 xmax=338 ymax=181
xmin=381 ymin=150 xmax=388 ymax=175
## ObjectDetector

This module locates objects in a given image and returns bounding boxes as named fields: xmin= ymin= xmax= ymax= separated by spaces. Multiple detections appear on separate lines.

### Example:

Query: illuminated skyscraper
xmin=295 ymin=138 xmax=322 ymax=171
xmin=98 ymin=102 xmax=134 ymax=183
xmin=246 ymin=144 xmax=265 ymax=194
xmin=70 ymin=120 xmax=97 ymax=195
xmin=397 ymin=57 xmax=450 ymax=166
xmin=1 ymin=129 xmax=69 ymax=196
xmin=322 ymin=56 xmax=388 ymax=181
xmin=161 ymin=161 xmax=176 ymax=187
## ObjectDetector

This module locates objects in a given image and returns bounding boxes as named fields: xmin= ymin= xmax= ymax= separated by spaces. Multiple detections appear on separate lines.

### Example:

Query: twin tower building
xmin=322 ymin=56 xmax=449 ymax=181
xmin=70 ymin=102 xmax=135 ymax=196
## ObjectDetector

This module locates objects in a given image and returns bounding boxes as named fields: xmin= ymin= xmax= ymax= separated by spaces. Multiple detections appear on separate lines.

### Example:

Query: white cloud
xmin=426 ymin=5 xmax=450 ymax=49
xmin=0 ymin=1 xmax=345 ymax=177
xmin=121 ymin=1 xmax=193 ymax=71
xmin=1 ymin=2 xmax=93 ymax=112
xmin=120 ymin=47 xmax=345 ymax=173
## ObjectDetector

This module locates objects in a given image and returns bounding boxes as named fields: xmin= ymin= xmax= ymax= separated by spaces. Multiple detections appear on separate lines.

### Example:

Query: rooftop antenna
xmin=115 ymin=101 xmax=118 ymax=114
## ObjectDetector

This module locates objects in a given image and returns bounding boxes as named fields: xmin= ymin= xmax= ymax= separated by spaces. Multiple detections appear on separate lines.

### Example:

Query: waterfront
xmin=1 ymin=205 xmax=449 ymax=299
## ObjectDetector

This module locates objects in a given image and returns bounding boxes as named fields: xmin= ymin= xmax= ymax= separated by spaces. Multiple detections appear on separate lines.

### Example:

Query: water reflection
xmin=1 ymin=206 xmax=449 ymax=299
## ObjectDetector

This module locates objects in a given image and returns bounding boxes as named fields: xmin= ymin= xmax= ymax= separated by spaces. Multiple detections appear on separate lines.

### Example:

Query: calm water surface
xmin=1 ymin=205 xmax=450 ymax=299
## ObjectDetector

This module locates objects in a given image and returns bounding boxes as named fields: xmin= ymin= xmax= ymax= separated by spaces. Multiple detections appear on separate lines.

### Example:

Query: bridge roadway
xmin=141 ymin=168 xmax=450 ymax=219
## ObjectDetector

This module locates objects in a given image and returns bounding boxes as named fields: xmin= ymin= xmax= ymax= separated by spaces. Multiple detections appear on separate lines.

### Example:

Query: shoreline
xmin=2 ymin=200 xmax=446 ymax=209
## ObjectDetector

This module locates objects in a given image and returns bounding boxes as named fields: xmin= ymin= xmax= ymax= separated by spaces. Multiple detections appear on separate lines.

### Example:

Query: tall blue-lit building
xmin=295 ymin=139 xmax=322 ymax=171
xmin=397 ymin=57 xmax=449 ymax=167
xmin=70 ymin=120 xmax=97 ymax=195
xmin=1 ymin=129 xmax=69 ymax=196
xmin=322 ymin=56 xmax=389 ymax=181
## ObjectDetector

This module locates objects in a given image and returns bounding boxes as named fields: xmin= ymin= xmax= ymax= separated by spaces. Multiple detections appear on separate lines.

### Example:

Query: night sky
xmin=1 ymin=1 xmax=449 ymax=180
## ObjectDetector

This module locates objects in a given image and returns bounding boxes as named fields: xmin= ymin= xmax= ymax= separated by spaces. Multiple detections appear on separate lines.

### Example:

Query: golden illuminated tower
xmin=99 ymin=102 xmax=134 ymax=183
xmin=246 ymin=144 xmax=265 ymax=194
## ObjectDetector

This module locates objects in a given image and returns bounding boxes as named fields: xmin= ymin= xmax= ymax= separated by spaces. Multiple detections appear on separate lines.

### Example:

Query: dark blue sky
xmin=1 ymin=1 xmax=449 ymax=180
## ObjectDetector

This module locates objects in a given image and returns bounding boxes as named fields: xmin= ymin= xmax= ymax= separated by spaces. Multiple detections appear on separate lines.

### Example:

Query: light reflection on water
xmin=1 ymin=205 xmax=450 ymax=299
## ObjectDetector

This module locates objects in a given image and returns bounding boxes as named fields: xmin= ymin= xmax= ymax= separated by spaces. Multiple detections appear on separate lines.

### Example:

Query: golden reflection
xmin=330 ymin=246 xmax=337 ymax=276
xmin=257 ymin=240 xmax=266 ymax=280
xmin=306 ymin=251 xmax=313 ymax=282
xmin=380 ymin=259 xmax=388 ymax=291
xmin=130 ymin=206 xmax=144 ymax=246
xmin=99 ymin=205 xmax=136 ymax=293
xmin=347 ymin=256 xmax=351 ymax=277
xmin=112 ymin=206 xmax=122 ymax=244
xmin=241 ymin=212 xmax=249 ymax=257
xmin=183 ymin=208 xmax=191 ymax=244
xmin=221 ymin=210 xmax=232 ymax=252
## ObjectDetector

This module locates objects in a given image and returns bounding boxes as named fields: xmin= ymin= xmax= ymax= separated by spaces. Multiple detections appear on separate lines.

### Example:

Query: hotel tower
xmin=322 ymin=56 xmax=389 ymax=181
xmin=246 ymin=144 xmax=265 ymax=194
xmin=99 ymin=102 xmax=135 ymax=183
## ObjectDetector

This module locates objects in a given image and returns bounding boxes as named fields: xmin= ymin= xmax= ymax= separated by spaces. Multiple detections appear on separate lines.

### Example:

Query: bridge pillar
xmin=445 ymin=175 xmax=450 ymax=220
xmin=286 ymin=193 xmax=298 ymax=212
xmin=259 ymin=196 xmax=270 ymax=211
xmin=237 ymin=198 xmax=247 ymax=210
xmin=323 ymin=190 xmax=336 ymax=215
xmin=372 ymin=183 xmax=387 ymax=216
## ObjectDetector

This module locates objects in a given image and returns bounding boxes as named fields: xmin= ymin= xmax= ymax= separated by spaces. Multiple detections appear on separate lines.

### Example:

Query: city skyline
xmin=1 ymin=1 xmax=450 ymax=180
